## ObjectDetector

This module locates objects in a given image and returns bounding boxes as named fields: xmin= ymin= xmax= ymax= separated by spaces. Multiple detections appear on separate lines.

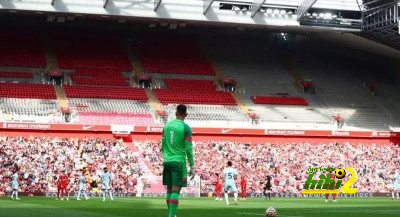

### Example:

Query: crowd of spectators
xmin=1 ymin=135 xmax=399 ymax=194
xmin=136 ymin=140 xmax=400 ymax=194
xmin=0 ymin=135 xmax=142 ymax=194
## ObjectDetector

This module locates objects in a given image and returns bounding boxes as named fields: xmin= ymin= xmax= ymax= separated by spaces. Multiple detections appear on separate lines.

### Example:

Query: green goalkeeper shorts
xmin=163 ymin=161 xmax=188 ymax=187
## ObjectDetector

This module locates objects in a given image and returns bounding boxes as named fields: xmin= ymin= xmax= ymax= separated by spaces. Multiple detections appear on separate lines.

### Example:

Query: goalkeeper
xmin=162 ymin=104 xmax=195 ymax=217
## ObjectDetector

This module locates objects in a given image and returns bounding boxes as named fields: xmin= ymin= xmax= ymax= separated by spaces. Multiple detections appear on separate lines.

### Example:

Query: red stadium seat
xmin=0 ymin=30 xmax=46 ymax=68
xmin=63 ymin=85 xmax=148 ymax=100
xmin=0 ymin=83 xmax=57 ymax=99
xmin=251 ymin=95 xmax=309 ymax=106
xmin=75 ymin=111 xmax=158 ymax=125
xmin=0 ymin=71 xmax=33 ymax=78
xmin=135 ymin=35 xmax=215 ymax=75
xmin=53 ymin=31 xmax=132 ymax=86
xmin=154 ymin=78 xmax=236 ymax=105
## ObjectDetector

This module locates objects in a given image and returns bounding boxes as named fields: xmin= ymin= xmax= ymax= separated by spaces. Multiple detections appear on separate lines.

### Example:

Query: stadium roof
xmin=224 ymin=0 xmax=361 ymax=11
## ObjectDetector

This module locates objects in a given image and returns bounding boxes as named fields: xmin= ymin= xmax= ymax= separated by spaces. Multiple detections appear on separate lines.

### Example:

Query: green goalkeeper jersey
xmin=162 ymin=119 xmax=194 ymax=166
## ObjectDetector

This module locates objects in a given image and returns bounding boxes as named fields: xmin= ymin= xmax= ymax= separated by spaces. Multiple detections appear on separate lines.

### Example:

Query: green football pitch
xmin=0 ymin=197 xmax=399 ymax=217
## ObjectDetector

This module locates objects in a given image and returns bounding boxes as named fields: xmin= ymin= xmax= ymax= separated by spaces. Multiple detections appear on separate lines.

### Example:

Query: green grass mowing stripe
xmin=0 ymin=197 xmax=399 ymax=217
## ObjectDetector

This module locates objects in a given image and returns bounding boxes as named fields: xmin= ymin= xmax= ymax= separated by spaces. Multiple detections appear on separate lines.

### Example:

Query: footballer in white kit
xmin=223 ymin=161 xmax=239 ymax=205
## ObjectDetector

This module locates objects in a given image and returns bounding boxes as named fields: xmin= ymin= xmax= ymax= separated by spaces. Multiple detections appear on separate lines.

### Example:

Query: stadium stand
xmin=154 ymin=78 xmax=236 ymax=105
xmin=1 ymin=98 xmax=59 ymax=116
xmin=0 ymin=71 xmax=33 ymax=78
xmin=74 ymin=111 xmax=157 ymax=125
xmin=161 ymin=104 xmax=250 ymax=126
xmin=0 ymin=83 xmax=57 ymax=99
xmin=69 ymin=98 xmax=152 ymax=113
xmin=68 ymin=98 xmax=158 ymax=125
xmin=135 ymin=35 xmax=215 ymax=75
xmin=0 ymin=30 xmax=46 ymax=68
xmin=63 ymin=85 xmax=148 ymax=100
xmin=71 ymin=75 xmax=130 ymax=86
xmin=251 ymin=95 xmax=309 ymax=106
xmin=203 ymin=39 xmax=326 ymax=126
xmin=53 ymin=31 xmax=131 ymax=86
xmin=291 ymin=43 xmax=398 ymax=130
xmin=204 ymin=37 xmax=400 ymax=130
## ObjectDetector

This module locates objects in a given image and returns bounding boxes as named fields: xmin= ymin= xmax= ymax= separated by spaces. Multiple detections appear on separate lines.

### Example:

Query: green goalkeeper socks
xmin=166 ymin=191 xmax=172 ymax=209
xmin=169 ymin=191 xmax=180 ymax=217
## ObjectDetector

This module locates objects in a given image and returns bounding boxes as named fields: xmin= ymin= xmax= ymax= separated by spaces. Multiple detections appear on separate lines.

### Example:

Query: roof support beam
xmin=154 ymin=0 xmax=162 ymax=12
xmin=203 ymin=0 xmax=215 ymax=15
xmin=250 ymin=0 xmax=266 ymax=18
xmin=103 ymin=0 xmax=110 ymax=8
xmin=297 ymin=0 xmax=318 ymax=21
xmin=51 ymin=0 xmax=56 ymax=6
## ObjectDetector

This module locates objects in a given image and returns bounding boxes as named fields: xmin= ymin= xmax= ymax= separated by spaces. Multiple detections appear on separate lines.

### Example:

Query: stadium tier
xmin=68 ymin=98 xmax=152 ymax=113
xmin=71 ymin=75 xmax=130 ymax=86
xmin=291 ymin=42 xmax=399 ymax=130
xmin=63 ymin=85 xmax=148 ymax=100
xmin=0 ymin=98 xmax=59 ymax=123
xmin=205 ymin=37 xmax=400 ymax=129
xmin=0 ymin=83 xmax=56 ymax=99
xmin=155 ymin=78 xmax=236 ymax=105
xmin=0 ymin=71 xmax=33 ymax=78
xmin=68 ymin=98 xmax=157 ymax=125
xmin=74 ymin=111 xmax=157 ymax=125
xmin=251 ymin=95 xmax=309 ymax=106
xmin=161 ymin=104 xmax=250 ymax=125
xmin=135 ymin=35 xmax=215 ymax=75
xmin=0 ymin=30 xmax=46 ymax=68
xmin=53 ymin=31 xmax=131 ymax=86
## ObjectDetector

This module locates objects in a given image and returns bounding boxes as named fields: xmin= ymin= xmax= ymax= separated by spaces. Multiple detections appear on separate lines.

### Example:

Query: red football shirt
xmin=215 ymin=178 xmax=222 ymax=189
xmin=59 ymin=174 xmax=69 ymax=187
xmin=241 ymin=178 xmax=247 ymax=188
xmin=326 ymin=173 xmax=336 ymax=190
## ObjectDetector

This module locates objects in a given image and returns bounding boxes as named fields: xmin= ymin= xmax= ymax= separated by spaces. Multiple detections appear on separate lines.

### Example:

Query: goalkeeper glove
xmin=189 ymin=166 xmax=196 ymax=180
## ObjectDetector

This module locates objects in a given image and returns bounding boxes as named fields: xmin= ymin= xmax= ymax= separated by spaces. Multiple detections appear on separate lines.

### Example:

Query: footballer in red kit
xmin=240 ymin=175 xmax=247 ymax=200
xmin=214 ymin=173 xmax=223 ymax=201
xmin=56 ymin=170 xmax=69 ymax=201
xmin=325 ymin=172 xmax=337 ymax=203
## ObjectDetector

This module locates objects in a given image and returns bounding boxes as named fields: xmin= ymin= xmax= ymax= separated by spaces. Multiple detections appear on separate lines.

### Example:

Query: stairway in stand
xmin=55 ymin=85 xmax=68 ymax=109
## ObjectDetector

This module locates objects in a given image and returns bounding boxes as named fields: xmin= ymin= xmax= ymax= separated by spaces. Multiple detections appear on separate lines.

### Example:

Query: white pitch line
xmin=237 ymin=213 xmax=304 ymax=217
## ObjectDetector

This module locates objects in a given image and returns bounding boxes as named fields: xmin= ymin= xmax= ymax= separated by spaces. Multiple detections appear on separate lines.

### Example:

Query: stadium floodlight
xmin=51 ymin=0 xmax=55 ymax=6
xmin=297 ymin=0 xmax=319 ymax=21
xmin=325 ymin=13 xmax=332 ymax=19
xmin=280 ymin=10 xmax=286 ymax=15
xmin=319 ymin=13 xmax=325 ymax=18
xmin=332 ymin=14 xmax=338 ymax=19
xmin=273 ymin=9 xmax=280 ymax=14
xmin=266 ymin=9 xmax=273 ymax=14
xmin=312 ymin=12 xmax=318 ymax=17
